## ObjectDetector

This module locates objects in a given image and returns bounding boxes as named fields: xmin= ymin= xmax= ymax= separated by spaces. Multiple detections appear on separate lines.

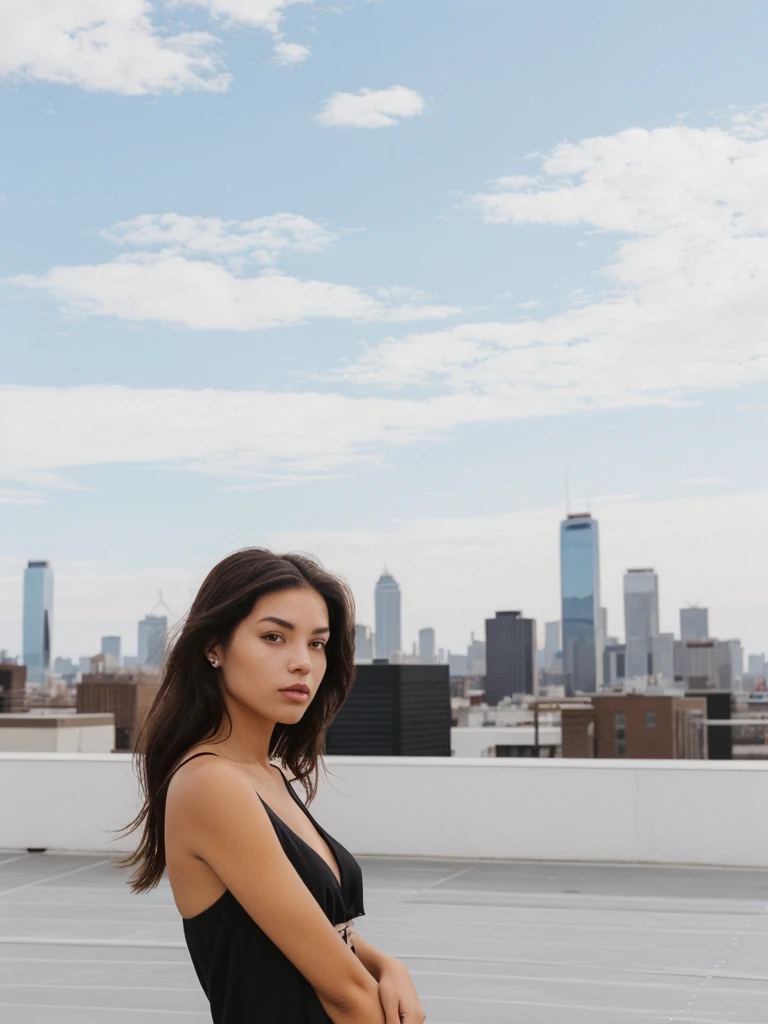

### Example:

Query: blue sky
xmin=1 ymin=0 xmax=767 ymax=659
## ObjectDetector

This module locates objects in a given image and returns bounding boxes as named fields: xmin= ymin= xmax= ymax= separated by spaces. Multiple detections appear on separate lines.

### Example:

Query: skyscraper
xmin=138 ymin=615 xmax=167 ymax=668
xmin=23 ymin=560 xmax=54 ymax=685
xmin=681 ymin=606 xmax=709 ymax=641
xmin=354 ymin=624 xmax=373 ymax=662
xmin=374 ymin=571 xmax=401 ymax=661
xmin=484 ymin=610 xmax=536 ymax=703
xmin=624 ymin=569 xmax=659 ymax=680
xmin=544 ymin=621 xmax=561 ymax=672
xmin=101 ymin=635 xmax=122 ymax=668
xmin=418 ymin=628 xmax=436 ymax=664
xmin=560 ymin=513 xmax=603 ymax=693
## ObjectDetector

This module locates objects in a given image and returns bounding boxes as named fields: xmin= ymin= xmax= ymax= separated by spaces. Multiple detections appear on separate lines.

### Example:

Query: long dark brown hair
xmin=120 ymin=547 xmax=356 ymax=893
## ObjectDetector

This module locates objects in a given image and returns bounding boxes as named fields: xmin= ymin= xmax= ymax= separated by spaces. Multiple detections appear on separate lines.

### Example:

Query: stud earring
xmin=209 ymin=657 xmax=218 ymax=668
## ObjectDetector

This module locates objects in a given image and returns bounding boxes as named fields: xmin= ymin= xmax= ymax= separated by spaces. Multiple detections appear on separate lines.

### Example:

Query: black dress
xmin=175 ymin=752 xmax=366 ymax=1023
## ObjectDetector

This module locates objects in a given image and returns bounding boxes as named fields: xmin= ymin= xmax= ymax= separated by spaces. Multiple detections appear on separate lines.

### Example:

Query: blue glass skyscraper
xmin=374 ymin=571 xmax=401 ymax=661
xmin=23 ymin=560 xmax=54 ymax=685
xmin=560 ymin=514 xmax=603 ymax=693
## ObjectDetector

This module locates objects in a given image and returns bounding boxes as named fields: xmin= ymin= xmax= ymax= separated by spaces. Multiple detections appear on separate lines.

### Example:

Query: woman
xmin=122 ymin=547 xmax=425 ymax=1024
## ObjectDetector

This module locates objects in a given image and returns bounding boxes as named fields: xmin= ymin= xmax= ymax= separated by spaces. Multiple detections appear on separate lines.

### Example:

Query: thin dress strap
xmin=166 ymin=750 xmax=221 ymax=787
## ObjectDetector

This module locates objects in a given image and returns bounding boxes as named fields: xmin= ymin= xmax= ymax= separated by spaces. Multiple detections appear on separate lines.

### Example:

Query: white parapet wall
xmin=1 ymin=753 xmax=767 ymax=867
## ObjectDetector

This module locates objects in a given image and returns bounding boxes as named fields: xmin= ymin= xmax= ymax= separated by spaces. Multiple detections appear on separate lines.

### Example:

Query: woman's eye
xmin=311 ymin=640 xmax=327 ymax=649
xmin=264 ymin=633 xmax=283 ymax=642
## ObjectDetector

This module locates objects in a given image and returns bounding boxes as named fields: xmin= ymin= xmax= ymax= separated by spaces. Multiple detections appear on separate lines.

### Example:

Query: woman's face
xmin=210 ymin=587 xmax=330 ymax=722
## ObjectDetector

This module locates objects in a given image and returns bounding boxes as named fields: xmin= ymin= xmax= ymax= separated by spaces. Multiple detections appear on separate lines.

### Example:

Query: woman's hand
xmin=376 ymin=956 xmax=426 ymax=1024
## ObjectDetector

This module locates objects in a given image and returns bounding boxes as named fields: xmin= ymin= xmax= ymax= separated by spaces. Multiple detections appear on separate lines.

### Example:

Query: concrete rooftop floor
xmin=1 ymin=850 xmax=767 ymax=1023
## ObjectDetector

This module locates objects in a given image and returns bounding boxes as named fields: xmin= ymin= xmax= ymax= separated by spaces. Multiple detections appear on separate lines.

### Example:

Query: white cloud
xmin=8 ymin=212 xmax=460 ymax=328
xmin=179 ymin=0 xmax=313 ymax=32
xmin=682 ymin=476 xmax=727 ymax=487
xmin=0 ymin=385 xmax=497 ymax=482
xmin=0 ymin=1 xmax=317 ymax=94
xmin=102 ymin=212 xmax=338 ymax=265
xmin=272 ymin=40 xmax=311 ymax=65
xmin=10 ymin=260 xmax=458 ymax=330
xmin=337 ymin=107 xmax=768 ymax=414
xmin=0 ymin=488 xmax=45 ymax=505
xmin=315 ymin=85 xmax=424 ymax=128
xmin=0 ymin=0 xmax=230 ymax=95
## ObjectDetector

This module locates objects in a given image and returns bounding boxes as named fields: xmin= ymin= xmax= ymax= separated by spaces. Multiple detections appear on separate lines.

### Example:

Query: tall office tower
xmin=22 ymin=560 xmax=54 ymax=685
xmin=748 ymin=653 xmax=766 ymax=677
xmin=326 ymin=663 xmax=451 ymax=756
xmin=374 ymin=571 xmax=401 ymax=661
xmin=101 ymin=635 xmax=122 ymax=668
xmin=603 ymin=643 xmax=626 ymax=685
xmin=484 ymin=610 xmax=536 ymax=704
xmin=544 ymin=621 xmax=561 ymax=672
xmin=623 ymin=569 xmax=659 ymax=680
xmin=354 ymin=624 xmax=373 ymax=662
xmin=467 ymin=633 xmax=486 ymax=675
xmin=138 ymin=615 xmax=167 ymax=668
xmin=651 ymin=633 xmax=675 ymax=683
xmin=724 ymin=640 xmax=743 ymax=685
xmin=560 ymin=513 xmax=603 ymax=693
xmin=418 ymin=628 xmax=436 ymax=664
xmin=681 ymin=606 xmax=709 ymax=641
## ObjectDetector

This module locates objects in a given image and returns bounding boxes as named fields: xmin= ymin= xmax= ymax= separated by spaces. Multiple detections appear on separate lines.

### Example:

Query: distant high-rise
xmin=624 ymin=569 xmax=659 ymax=680
xmin=466 ymin=633 xmax=486 ymax=676
xmin=485 ymin=610 xmax=536 ymax=703
xmin=101 ymin=635 xmax=122 ymax=667
xmin=651 ymin=633 xmax=675 ymax=683
xmin=374 ymin=571 xmax=401 ymax=661
xmin=544 ymin=621 xmax=561 ymax=672
xmin=748 ymin=653 xmax=766 ymax=677
xmin=138 ymin=615 xmax=167 ymax=668
xmin=560 ymin=513 xmax=603 ymax=693
xmin=354 ymin=624 xmax=373 ymax=662
xmin=418 ymin=628 xmax=436 ymax=664
xmin=23 ymin=560 xmax=54 ymax=685
xmin=681 ymin=606 xmax=708 ymax=641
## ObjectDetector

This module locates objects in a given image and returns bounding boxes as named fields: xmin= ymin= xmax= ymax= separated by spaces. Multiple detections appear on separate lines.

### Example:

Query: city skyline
xmin=2 ymin=498 xmax=765 ymax=667
xmin=1 ymin=3 xmax=767 ymax=659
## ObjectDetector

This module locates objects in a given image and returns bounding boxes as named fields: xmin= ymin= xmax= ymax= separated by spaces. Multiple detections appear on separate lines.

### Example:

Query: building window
xmin=615 ymin=712 xmax=626 ymax=756
xmin=645 ymin=711 xmax=656 ymax=729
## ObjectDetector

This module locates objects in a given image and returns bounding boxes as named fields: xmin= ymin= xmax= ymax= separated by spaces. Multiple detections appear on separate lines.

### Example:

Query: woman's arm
xmin=352 ymin=932 xmax=396 ymax=981
xmin=168 ymin=757 xmax=385 ymax=1024
xmin=353 ymin=933 xmax=426 ymax=1024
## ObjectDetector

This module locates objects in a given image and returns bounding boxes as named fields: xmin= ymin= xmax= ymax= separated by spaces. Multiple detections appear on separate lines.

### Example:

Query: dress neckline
xmin=262 ymin=766 xmax=344 ymax=891
xmin=169 ymin=750 xmax=344 ymax=891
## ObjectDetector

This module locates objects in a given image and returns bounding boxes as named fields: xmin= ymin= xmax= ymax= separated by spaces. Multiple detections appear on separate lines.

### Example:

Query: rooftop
xmin=2 ymin=754 xmax=768 ymax=1023
xmin=2 ymin=851 xmax=767 ymax=1024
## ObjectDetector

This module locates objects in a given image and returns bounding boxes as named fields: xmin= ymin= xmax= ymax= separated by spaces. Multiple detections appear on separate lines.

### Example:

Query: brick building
xmin=76 ymin=673 xmax=160 ymax=751
xmin=562 ymin=694 xmax=708 ymax=759
xmin=0 ymin=663 xmax=27 ymax=713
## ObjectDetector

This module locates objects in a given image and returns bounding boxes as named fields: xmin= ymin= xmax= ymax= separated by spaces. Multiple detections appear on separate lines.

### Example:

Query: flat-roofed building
xmin=0 ymin=713 xmax=115 ymax=752
xmin=326 ymin=662 xmax=450 ymax=756
xmin=0 ymin=662 xmax=26 ymax=713
xmin=562 ymin=693 xmax=707 ymax=759
xmin=77 ymin=673 xmax=160 ymax=751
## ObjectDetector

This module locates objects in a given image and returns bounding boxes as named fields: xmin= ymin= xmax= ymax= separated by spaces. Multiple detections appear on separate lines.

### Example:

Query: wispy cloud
xmin=0 ymin=385 xmax=493 ymax=482
xmin=8 ymin=212 xmax=460 ymax=329
xmin=0 ymin=0 xmax=230 ymax=95
xmin=102 ymin=212 xmax=339 ymax=266
xmin=0 ymin=488 xmax=45 ymax=505
xmin=272 ymin=40 xmax=311 ymax=65
xmin=315 ymin=85 xmax=424 ymax=128
xmin=334 ymin=106 xmax=768 ymax=416
xmin=682 ymin=476 xmax=727 ymax=487
xmin=0 ymin=0 xmax=317 ymax=95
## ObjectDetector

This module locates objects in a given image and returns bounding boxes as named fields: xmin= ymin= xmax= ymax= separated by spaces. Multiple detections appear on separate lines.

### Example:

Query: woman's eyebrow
xmin=256 ymin=616 xmax=330 ymax=635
